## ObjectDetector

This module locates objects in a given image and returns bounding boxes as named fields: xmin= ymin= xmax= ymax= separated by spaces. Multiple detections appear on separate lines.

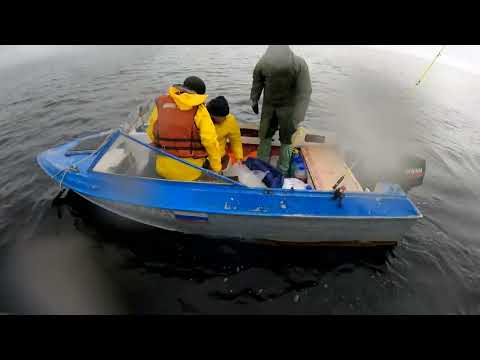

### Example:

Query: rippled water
xmin=1 ymin=45 xmax=479 ymax=314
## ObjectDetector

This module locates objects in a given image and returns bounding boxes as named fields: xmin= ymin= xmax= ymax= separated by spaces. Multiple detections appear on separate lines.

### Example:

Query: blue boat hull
xmin=37 ymin=131 xmax=422 ymax=246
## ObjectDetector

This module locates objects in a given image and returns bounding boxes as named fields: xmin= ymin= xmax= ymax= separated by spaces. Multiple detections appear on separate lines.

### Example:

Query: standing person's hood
xmin=261 ymin=45 xmax=294 ymax=68
xmin=168 ymin=86 xmax=208 ymax=110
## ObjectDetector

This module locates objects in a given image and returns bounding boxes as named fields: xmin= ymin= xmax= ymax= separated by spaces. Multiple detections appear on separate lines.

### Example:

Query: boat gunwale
xmin=36 ymin=130 xmax=423 ymax=220
xmin=75 ymin=191 xmax=423 ymax=220
xmin=39 ymin=132 xmax=415 ymax=197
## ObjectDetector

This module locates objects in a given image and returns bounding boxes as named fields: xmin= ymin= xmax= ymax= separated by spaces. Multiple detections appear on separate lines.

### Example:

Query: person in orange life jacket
xmin=206 ymin=96 xmax=244 ymax=170
xmin=146 ymin=76 xmax=222 ymax=181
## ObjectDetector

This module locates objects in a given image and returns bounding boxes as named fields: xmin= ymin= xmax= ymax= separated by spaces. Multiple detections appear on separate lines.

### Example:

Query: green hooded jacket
xmin=250 ymin=45 xmax=312 ymax=128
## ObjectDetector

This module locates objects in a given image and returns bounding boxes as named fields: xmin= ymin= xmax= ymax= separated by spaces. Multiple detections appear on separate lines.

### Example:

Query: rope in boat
xmin=53 ymin=151 xmax=96 ymax=190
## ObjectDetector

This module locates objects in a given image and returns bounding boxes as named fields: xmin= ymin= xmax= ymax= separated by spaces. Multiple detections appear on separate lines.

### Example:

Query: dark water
xmin=1 ymin=45 xmax=480 ymax=314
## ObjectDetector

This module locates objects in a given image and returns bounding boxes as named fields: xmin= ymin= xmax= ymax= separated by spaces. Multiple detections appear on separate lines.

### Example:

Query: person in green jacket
xmin=250 ymin=45 xmax=312 ymax=175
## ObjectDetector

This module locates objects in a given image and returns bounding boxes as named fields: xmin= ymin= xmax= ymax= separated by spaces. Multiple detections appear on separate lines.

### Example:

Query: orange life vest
xmin=152 ymin=95 xmax=207 ymax=159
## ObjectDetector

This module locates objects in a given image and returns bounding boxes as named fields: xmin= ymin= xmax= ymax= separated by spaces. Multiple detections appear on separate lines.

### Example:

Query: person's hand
xmin=251 ymin=101 xmax=259 ymax=115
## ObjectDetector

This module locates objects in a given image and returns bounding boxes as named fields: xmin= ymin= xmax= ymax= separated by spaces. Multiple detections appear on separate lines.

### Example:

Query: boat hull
xmin=81 ymin=193 xmax=415 ymax=246
xmin=37 ymin=130 xmax=422 ymax=247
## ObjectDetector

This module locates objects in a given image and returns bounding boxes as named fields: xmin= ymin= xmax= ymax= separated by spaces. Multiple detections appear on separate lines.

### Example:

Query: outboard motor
xmin=396 ymin=155 xmax=426 ymax=192
xmin=351 ymin=154 xmax=426 ymax=193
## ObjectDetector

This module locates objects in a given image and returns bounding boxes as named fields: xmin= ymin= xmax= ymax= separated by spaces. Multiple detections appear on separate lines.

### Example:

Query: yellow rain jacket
xmin=214 ymin=114 xmax=244 ymax=161
xmin=147 ymin=87 xmax=222 ymax=181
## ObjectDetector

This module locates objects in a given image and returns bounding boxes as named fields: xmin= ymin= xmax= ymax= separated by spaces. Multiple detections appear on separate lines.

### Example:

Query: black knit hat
xmin=180 ymin=76 xmax=206 ymax=95
xmin=207 ymin=96 xmax=230 ymax=117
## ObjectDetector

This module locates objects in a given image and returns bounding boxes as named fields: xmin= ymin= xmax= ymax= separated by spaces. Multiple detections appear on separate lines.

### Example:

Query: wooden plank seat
xmin=300 ymin=145 xmax=363 ymax=192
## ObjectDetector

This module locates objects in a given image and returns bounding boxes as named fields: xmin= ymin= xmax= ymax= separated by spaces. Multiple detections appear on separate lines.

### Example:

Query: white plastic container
xmin=282 ymin=178 xmax=310 ymax=190
xmin=225 ymin=163 xmax=266 ymax=188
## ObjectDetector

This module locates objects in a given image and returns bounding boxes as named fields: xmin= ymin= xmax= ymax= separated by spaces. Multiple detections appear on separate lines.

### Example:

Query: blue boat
xmin=36 ymin=108 xmax=424 ymax=247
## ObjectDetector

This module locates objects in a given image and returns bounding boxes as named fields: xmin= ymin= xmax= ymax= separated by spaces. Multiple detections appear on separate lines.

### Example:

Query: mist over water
xmin=1 ymin=45 xmax=479 ymax=314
